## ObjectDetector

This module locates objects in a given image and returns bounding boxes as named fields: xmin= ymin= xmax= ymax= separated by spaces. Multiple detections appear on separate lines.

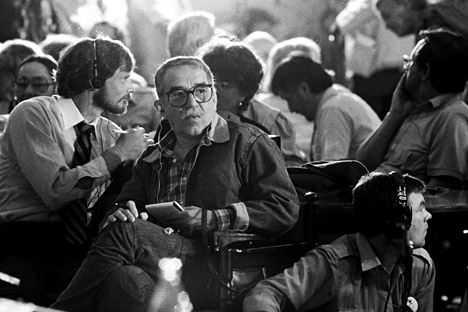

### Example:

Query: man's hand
xmin=112 ymin=127 xmax=154 ymax=162
xmin=389 ymin=73 xmax=417 ymax=119
xmin=102 ymin=200 xmax=148 ymax=229
xmin=157 ymin=206 xmax=217 ymax=236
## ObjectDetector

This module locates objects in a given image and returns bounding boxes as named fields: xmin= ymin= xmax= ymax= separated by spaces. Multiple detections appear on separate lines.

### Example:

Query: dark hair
xmin=352 ymin=172 xmax=425 ymax=237
xmin=16 ymin=54 xmax=58 ymax=78
xmin=154 ymin=56 xmax=214 ymax=96
xmin=415 ymin=28 xmax=468 ymax=94
xmin=271 ymin=54 xmax=333 ymax=95
xmin=55 ymin=36 xmax=135 ymax=98
xmin=198 ymin=38 xmax=263 ymax=105
xmin=377 ymin=0 xmax=427 ymax=11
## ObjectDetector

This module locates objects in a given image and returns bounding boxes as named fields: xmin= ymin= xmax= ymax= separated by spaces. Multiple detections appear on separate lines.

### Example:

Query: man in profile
xmin=244 ymin=171 xmax=434 ymax=311
xmin=357 ymin=28 xmax=468 ymax=189
xmin=0 ymin=36 xmax=150 ymax=305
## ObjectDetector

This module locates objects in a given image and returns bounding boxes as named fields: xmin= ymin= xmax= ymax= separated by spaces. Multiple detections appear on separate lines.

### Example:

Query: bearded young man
xmin=0 ymin=36 xmax=151 ymax=306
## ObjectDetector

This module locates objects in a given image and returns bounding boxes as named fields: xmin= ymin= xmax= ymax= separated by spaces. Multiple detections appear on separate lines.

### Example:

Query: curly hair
xmin=198 ymin=38 xmax=263 ymax=106
xmin=55 ymin=35 xmax=135 ymax=98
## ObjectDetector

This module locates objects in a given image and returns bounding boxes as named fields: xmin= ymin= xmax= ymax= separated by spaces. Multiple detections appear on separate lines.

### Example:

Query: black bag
xmin=287 ymin=160 xmax=368 ymax=200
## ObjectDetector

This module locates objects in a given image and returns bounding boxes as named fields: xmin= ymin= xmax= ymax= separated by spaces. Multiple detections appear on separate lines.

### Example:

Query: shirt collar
xmin=143 ymin=113 xmax=230 ymax=163
xmin=356 ymin=233 xmax=383 ymax=272
xmin=427 ymin=93 xmax=460 ymax=108
xmin=58 ymin=97 xmax=98 ymax=129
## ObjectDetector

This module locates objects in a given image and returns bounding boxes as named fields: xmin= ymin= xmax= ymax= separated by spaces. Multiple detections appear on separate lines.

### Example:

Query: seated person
xmin=197 ymin=38 xmax=306 ymax=165
xmin=244 ymin=171 xmax=435 ymax=311
xmin=242 ymin=30 xmax=278 ymax=70
xmin=50 ymin=56 xmax=299 ymax=312
xmin=13 ymin=54 xmax=58 ymax=105
xmin=39 ymin=33 xmax=80 ymax=62
xmin=166 ymin=10 xmax=216 ymax=57
xmin=257 ymin=36 xmax=322 ymax=159
xmin=357 ymin=28 xmax=468 ymax=189
xmin=272 ymin=53 xmax=381 ymax=161
xmin=0 ymin=36 xmax=150 ymax=306
xmin=0 ymin=39 xmax=42 ymax=114
xmin=0 ymin=54 xmax=57 ymax=132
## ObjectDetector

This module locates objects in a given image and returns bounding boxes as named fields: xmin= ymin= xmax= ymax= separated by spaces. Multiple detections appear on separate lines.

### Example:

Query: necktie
xmin=62 ymin=121 xmax=94 ymax=245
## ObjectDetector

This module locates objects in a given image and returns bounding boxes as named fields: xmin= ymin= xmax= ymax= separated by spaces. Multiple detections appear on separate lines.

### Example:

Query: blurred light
xmin=441 ymin=295 xmax=449 ymax=302
xmin=462 ymin=229 xmax=468 ymax=234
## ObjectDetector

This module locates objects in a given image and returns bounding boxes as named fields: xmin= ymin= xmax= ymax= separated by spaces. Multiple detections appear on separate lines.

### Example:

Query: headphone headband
xmin=89 ymin=39 xmax=103 ymax=89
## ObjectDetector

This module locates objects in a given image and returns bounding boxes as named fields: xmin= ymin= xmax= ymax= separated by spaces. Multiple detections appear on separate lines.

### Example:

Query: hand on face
xmin=389 ymin=73 xmax=417 ymax=119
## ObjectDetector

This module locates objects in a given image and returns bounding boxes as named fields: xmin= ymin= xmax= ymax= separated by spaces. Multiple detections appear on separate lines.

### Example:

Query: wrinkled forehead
xmin=161 ymin=64 xmax=212 ymax=90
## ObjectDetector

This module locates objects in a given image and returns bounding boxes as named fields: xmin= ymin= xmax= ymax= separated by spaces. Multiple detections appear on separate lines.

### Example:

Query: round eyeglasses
xmin=14 ymin=79 xmax=54 ymax=93
xmin=163 ymin=84 xmax=213 ymax=107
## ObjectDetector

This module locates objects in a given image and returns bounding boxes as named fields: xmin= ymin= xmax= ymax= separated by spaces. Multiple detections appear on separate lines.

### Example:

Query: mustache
xmin=121 ymin=93 xmax=132 ymax=101
xmin=180 ymin=109 xmax=202 ymax=119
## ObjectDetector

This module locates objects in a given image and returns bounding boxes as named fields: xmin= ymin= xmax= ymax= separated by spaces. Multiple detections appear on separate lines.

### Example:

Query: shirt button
xmin=182 ymin=176 xmax=187 ymax=181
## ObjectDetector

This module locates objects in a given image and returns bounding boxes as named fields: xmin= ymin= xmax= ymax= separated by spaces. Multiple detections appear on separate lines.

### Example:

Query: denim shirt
xmin=116 ymin=114 xmax=299 ymax=238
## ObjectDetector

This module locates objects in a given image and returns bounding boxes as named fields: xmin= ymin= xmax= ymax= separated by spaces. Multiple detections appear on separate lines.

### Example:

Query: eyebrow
xmin=165 ymin=82 xmax=211 ymax=93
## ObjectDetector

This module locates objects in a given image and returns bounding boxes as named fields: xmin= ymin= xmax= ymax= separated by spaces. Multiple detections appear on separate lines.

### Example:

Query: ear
xmin=216 ymin=81 xmax=230 ymax=92
xmin=421 ymin=62 xmax=431 ymax=83
xmin=154 ymin=99 xmax=166 ymax=117
xmin=297 ymin=82 xmax=311 ymax=100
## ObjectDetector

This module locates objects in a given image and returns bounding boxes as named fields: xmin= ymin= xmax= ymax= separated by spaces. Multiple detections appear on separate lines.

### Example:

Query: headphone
xmin=386 ymin=171 xmax=412 ymax=239
xmin=89 ymin=40 xmax=103 ymax=90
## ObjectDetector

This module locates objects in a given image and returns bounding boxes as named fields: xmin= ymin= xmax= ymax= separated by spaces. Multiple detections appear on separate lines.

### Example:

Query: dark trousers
xmin=51 ymin=219 xmax=218 ymax=312
xmin=0 ymin=222 xmax=87 ymax=306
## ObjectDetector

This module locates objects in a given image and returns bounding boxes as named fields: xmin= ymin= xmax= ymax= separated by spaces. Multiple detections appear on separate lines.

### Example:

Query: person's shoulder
xmin=225 ymin=114 xmax=266 ymax=137
xmin=412 ymin=248 xmax=435 ymax=268
xmin=9 ymin=96 xmax=56 ymax=119
xmin=314 ymin=234 xmax=359 ymax=260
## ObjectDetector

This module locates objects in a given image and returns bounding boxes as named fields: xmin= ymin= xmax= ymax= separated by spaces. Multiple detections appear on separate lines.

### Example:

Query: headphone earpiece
xmin=386 ymin=171 xmax=412 ymax=239
xmin=89 ymin=40 xmax=103 ymax=90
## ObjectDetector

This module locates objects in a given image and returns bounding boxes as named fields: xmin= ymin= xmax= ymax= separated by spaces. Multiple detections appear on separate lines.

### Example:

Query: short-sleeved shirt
xmin=244 ymin=233 xmax=435 ymax=312
xmin=377 ymin=93 xmax=468 ymax=182
xmin=312 ymin=84 xmax=381 ymax=160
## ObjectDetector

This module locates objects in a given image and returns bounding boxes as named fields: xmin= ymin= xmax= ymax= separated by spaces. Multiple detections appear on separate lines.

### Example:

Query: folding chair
xmin=217 ymin=192 xmax=318 ymax=312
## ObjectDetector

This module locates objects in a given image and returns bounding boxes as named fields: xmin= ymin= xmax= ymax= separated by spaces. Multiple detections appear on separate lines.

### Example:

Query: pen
xmin=173 ymin=201 xmax=184 ymax=211
xmin=113 ymin=129 xmax=129 ymax=134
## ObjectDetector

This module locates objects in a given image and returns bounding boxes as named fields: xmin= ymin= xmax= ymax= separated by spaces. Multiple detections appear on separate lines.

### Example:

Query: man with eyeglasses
xmin=357 ymin=28 xmax=468 ymax=189
xmin=51 ymin=56 xmax=299 ymax=312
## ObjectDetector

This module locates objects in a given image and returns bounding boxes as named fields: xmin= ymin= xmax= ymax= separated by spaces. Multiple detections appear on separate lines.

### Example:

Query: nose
xmin=127 ymin=80 xmax=135 ymax=93
xmin=185 ymin=92 xmax=198 ymax=108
xmin=425 ymin=210 xmax=432 ymax=221
xmin=24 ymin=84 xmax=36 ymax=96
